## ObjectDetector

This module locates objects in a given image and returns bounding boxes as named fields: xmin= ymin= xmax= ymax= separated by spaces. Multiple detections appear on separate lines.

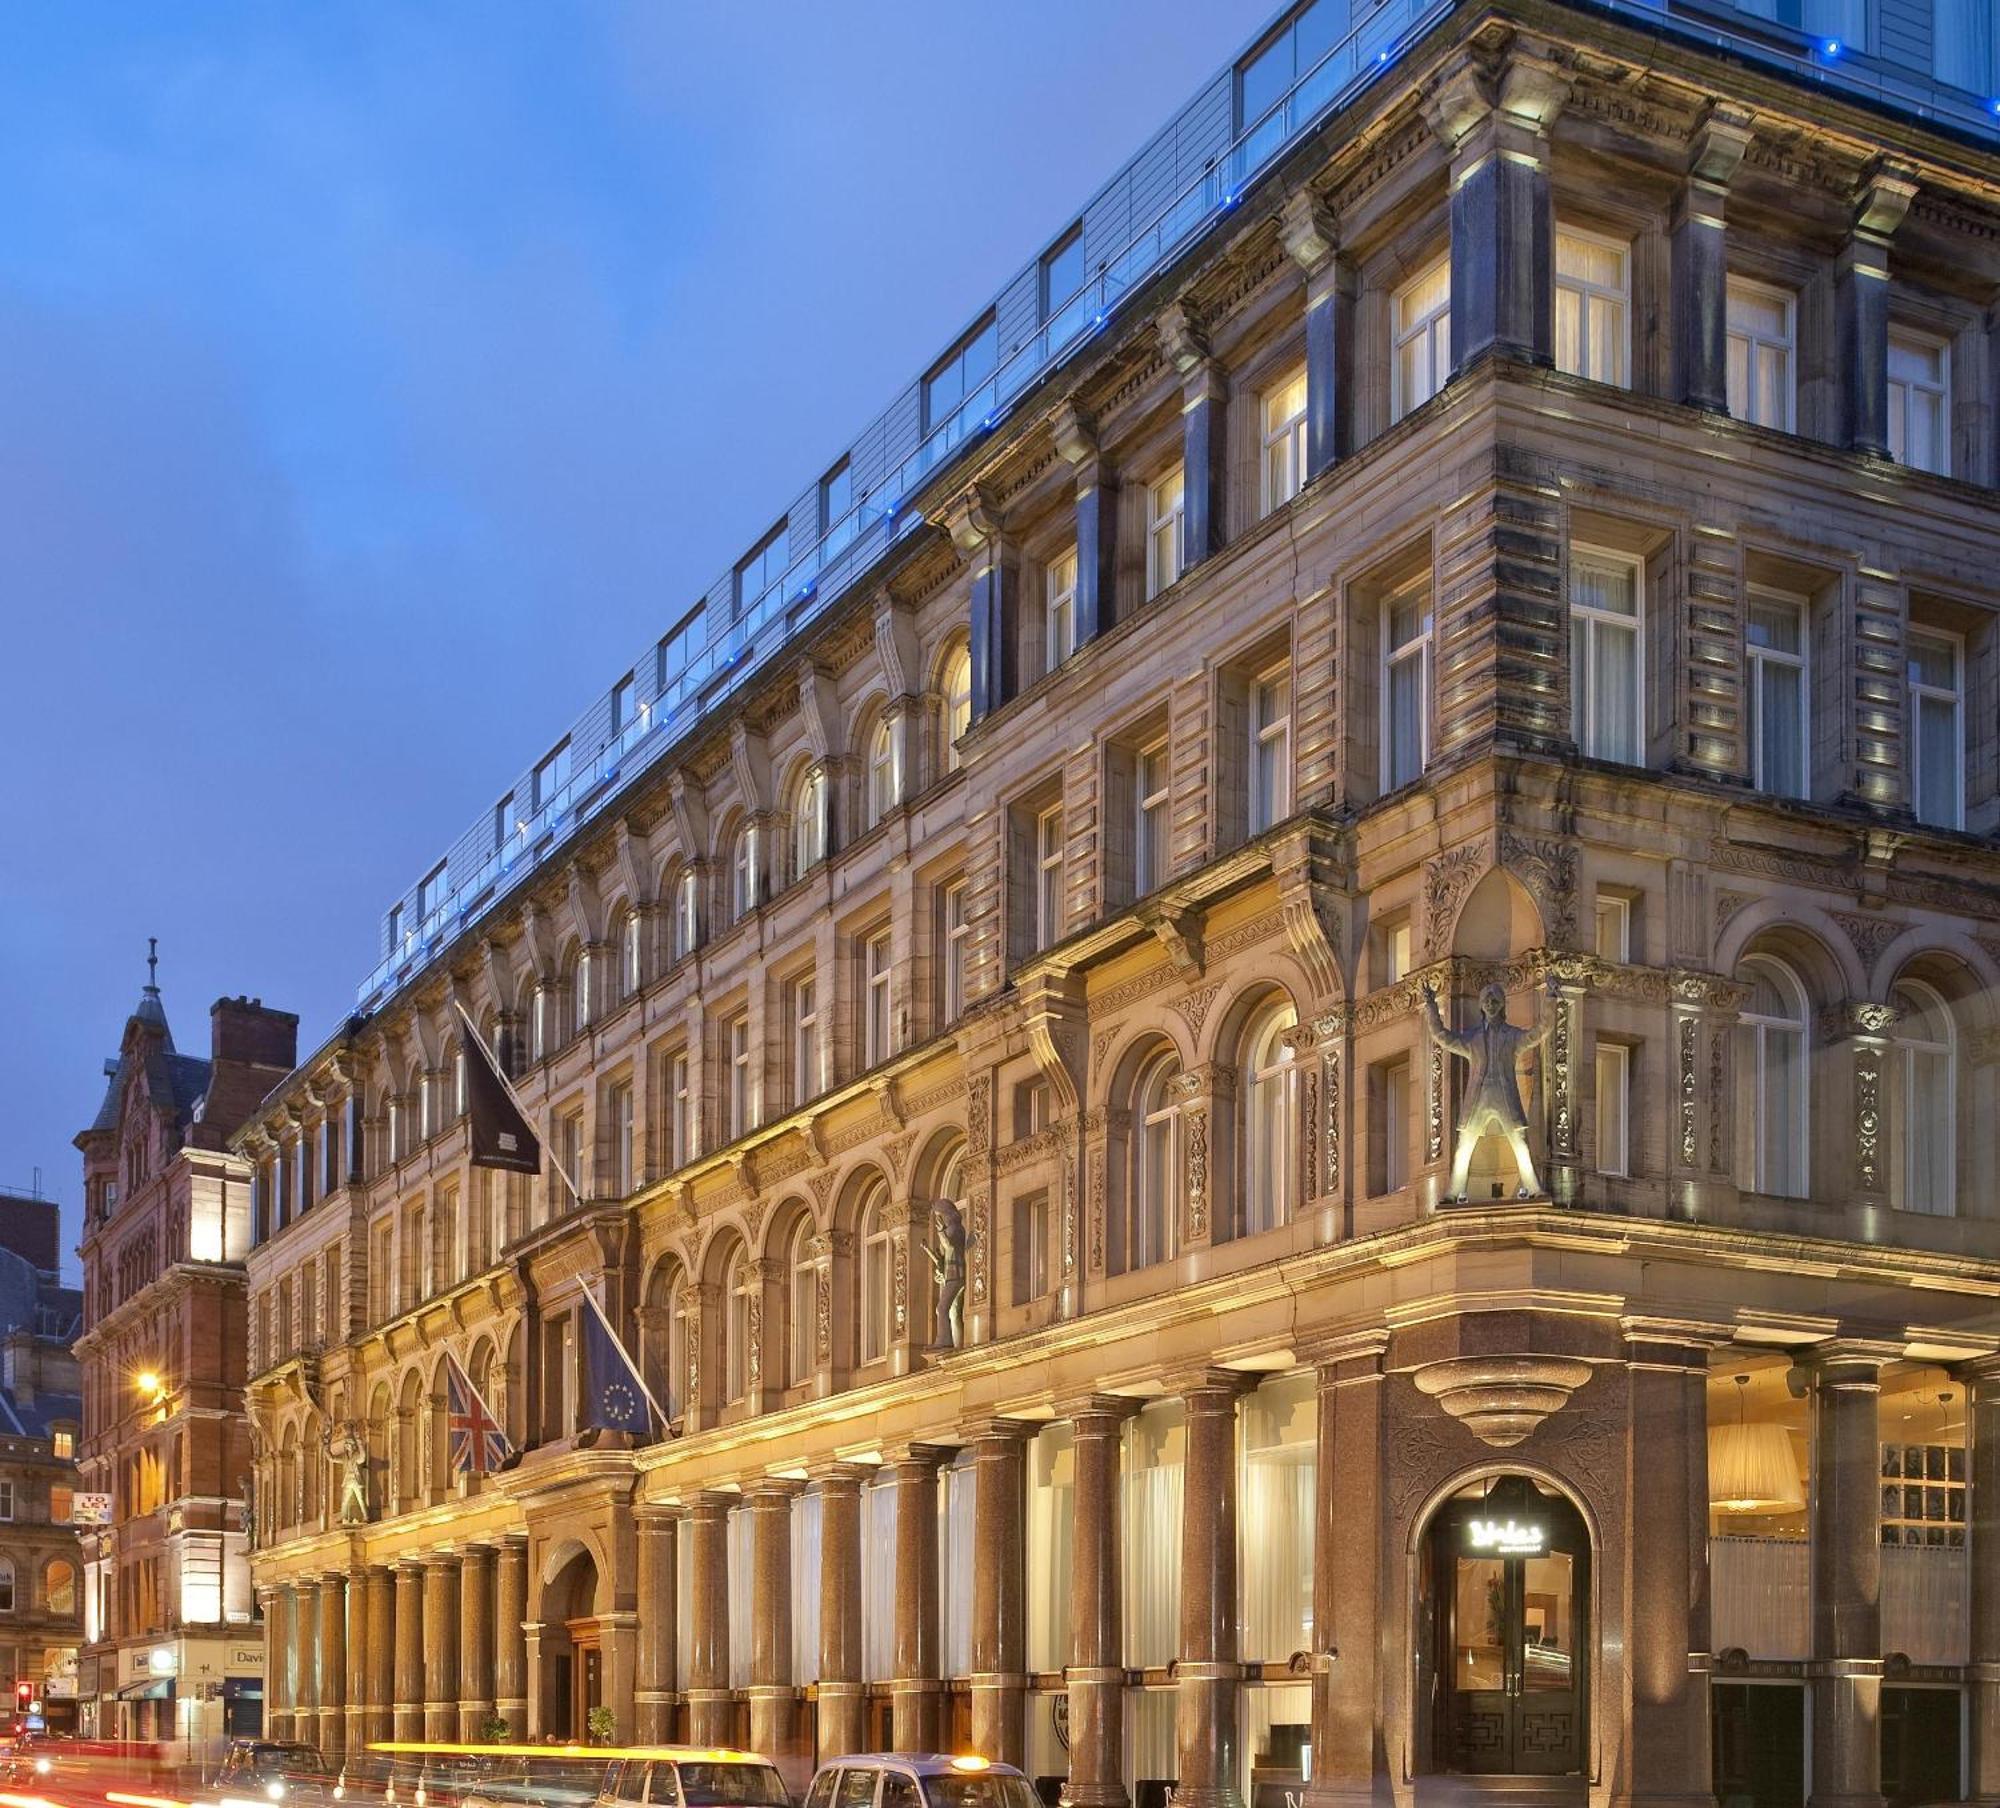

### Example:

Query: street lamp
xmin=136 ymin=1371 xmax=163 ymax=1399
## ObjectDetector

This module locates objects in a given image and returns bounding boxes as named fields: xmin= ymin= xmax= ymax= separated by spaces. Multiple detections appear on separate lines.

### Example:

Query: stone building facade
xmin=242 ymin=3 xmax=2000 ymax=1807
xmin=75 ymin=977 xmax=298 ymax=1744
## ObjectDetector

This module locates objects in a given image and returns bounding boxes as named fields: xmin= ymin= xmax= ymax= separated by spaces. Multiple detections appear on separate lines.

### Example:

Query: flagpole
xmin=581 ymin=1281 xmax=675 ymax=1435
xmin=453 ymin=999 xmax=586 ymax=1209
xmin=443 ymin=1346 xmax=511 ymax=1471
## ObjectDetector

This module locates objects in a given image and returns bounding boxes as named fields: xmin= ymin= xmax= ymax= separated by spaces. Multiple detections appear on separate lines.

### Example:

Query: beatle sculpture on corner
xmin=927 ymin=1197 xmax=968 ymax=1350
xmin=1423 ymin=974 xmax=1560 ymax=1202
xmin=327 ymin=1418 xmax=371 ymax=1526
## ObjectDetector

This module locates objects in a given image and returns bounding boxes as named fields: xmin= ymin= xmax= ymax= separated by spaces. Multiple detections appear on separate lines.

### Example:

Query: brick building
xmin=75 ymin=968 xmax=297 ymax=1747
xmin=243 ymin=3 xmax=2000 ymax=1807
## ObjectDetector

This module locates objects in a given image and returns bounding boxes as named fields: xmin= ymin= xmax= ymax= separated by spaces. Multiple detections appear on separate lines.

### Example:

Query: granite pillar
xmin=1966 ymin=1357 xmax=2000 ymax=1806
xmin=1806 ymin=1341 xmax=1895 ymax=1808
xmin=1053 ymin=404 xmax=1118 ymax=646
xmin=635 ymin=1507 xmax=680 ymax=1744
xmin=1281 ymin=191 xmax=1353 ymax=476
xmin=266 ymin=1585 xmax=291 ymax=1740
xmin=892 ymin=1446 xmax=949 ymax=1753
xmin=392 ymin=1560 xmax=425 ymax=1741
xmin=363 ymin=1565 xmax=395 ymax=1745
xmin=967 ymin=1421 xmax=1031 ymax=1766
xmin=816 ymin=1465 xmax=869 ymax=1759
xmin=315 ymin=1572 xmax=346 ymax=1759
xmin=458 ymin=1544 xmax=497 ymax=1742
xmin=688 ymin=1490 xmax=734 ymax=1746
xmin=1671 ymin=108 xmax=1753 ymax=412
xmin=344 ymin=1567 xmax=369 ymax=1757
xmin=749 ymin=1482 xmax=799 ymax=1766
xmin=944 ymin=491 xmax=1016 ymax=724
xmin=1064 ymin=1397 xmax=1137 ymax=1808
xmin=293 ymin=1579 xmax=318 ymax=1740
xmin=495 ymin=1533 xmax=529 ymax=1740
xmin=1837 ymin=166 xmax=1917 ymax=456
xmin=1176 ymin=1373 xmax=1249 ymax=1808
xmin=423 ymin=1552 xmax=462 ymax=1742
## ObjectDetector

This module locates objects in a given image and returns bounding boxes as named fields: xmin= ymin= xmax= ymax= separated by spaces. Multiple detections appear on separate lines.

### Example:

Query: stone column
xmin=1281 ymin=191 xmax=1354 ymax=477
xmin=495 ymin=1533 xmax=529 ymax=1739
xmin=891 ymin=1445 xmax=950 ymax=1752
xmin=1806 ymin=1341 xmax=1895 ymax=1808
xmin=636 ymin=1507 xmax=680 ymax=1744
xmin=1176 ymin=1373 xmax=1250 ymax=1808
xmin=1053 ymin=405 xmax=1119 ymax=646
xmin=687 ymin=1490 xmax=734 ymax=1746
xmin=748 ymin=1481 xmax=798 ymax=1765
xmin=966 ymin=1420 xmax=1031 ymax=1766
xmin=944 ymin=489 xmax=1017 ymax=724
xmin=265 ymin=1585 xmax=291 ymax=1740
xmin=423 ymin=1552 xmax=462 ymax=1741
xmin=392 ymin=1560 xmax=425 ymax=1740
xmin=816 ymin=1465 xmax=869 ymax=1759
xmin=459 ymin=1544 xmax=497 ymax=1741
xmin=344 ymin=1567 xmax=369 ymax=1757
xmin=1965 ymin=1357 xmax=2000 ymax=1806
xmin=1304 ymin=1335 xmax=1388 ymax=1808
xmin=316 ymin=1572 xmax=346 ymax=1759
xmin=1066 ymin=1397 xmax=1138 ymax=1808
xmin=293 ymin=1579 xmax=319 ymax=1742
xmin=1837 ymin=166 xmax=1918 ymax=457
xmin=1671 ymin=106 xmax=1753 ymax=412
xmin=1159 ymin=303 xmax=1225 ymax=575
xmin=1618 ymin=1323 xmax=1721 ymax=1808
xmin=1428 ymin=53 xmax=1565 ymax=375
xmin=363 ymin=1565 xmax=395 ymax=1745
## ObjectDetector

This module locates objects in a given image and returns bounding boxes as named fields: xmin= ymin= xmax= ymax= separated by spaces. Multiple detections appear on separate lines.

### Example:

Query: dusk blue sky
xmin=0 ymin=2 xmax=1258 ymax=1273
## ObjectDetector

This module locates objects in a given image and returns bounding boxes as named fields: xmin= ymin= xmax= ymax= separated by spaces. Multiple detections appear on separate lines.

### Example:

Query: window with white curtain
xmin=609 ymin=1081 xmax=634 ymax=1195
xmin=1594 ymin=894 xmax=1631 ymax=963
xmin=1727 ymin=277 xmax=1795 ymax=430
xmin=1047 ymin=547 xmax=1078 ymax=670
xmin=864 ymin=929 xmax=894 ymax=1067
xmin=1262 ymin=365 xmax=1309 ymax=514
xmin=1747 ymin=589 xmax=1809 ymax=799
xmin=1120 ymin=1050 xmax=1182 ymax=1275
xmin=668 ymin=1049 xmax=691 ymax=1169
xmin=941 ymin=879 xmax=969 ymax=1022
xmin=1570 ymin=547 xmax=1644 ymax=765
xmin=861 ymin=1472 xmax=898 ymax=1680
xmin=1594 ymin=1042 xmax=1630 ymax=1178
xmin=1392 ymin=260 xmax=1451 ymax=421
xmin=725 ymin=1247 xmax=754 ymax=1404
xmin=1908 ymin=628 xmax=1964 ymax=830
xmin=1250 ymin=664 xmax=1293 ymax=833
xmin=867 ymin=715 xmax=900 ymax=828
xmin=791 ymin=974 xmax=820 ymax=1106
xmin=672 ymin=868 xmax=699 ymax=960
xmin=939 ymin=1454 xmax=976 ymax=1681
xmin=790 ymin=1490 xmax=823 ymax=1681
xmin=726 ymin=1502 xmax=754 ymax=1687
xmin=1036 ymin=805 xmax=1066 ymax=949
xmin=1121 ymin=1403 xmax=1184 ymax=1669
xmin=1241 ymin=1002 xmax=1300 ymax=1237
xmin=1554 ymin=226 xmax=1630 ymax=387
xmin=791 ymin=766 xmax=827 ymax=877
xmin=1146 ymin=467 xmax=1185 ymax=600
xmin=1892 ymin=979 xmax=1955 ymax=1215
xmin=1739 ymin=955 xmax=1809 ymax=1199
xmin=1026 ymin=1425 xmax=1074 ymax=1674
xmin=942 ymin=645 xmax=972 ymax=772
xmin=787 ymin=1217 xmax=817 ymax=1384
xmin=731 ymin=825 xmax=758 ymax=921
xmin=1137 ymin=741 xmax=1171 ymax=896
xmin=1238 ymin=1375 xmax=1315 ymax=1664
xmin=859 ymin=1184 xmax=892 ymax=1364
xmin=1383 ymin=580 xmax=1433 ymax=791
xmin=1888 ymin=328 xmax=1950 ymax=475
xmin=727 ymin=1014 xmax=752 ymax=1140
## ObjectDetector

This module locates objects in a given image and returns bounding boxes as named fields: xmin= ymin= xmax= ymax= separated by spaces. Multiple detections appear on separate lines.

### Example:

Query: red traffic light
xmin=11 ymin=1678 xmax=28 ymax=1706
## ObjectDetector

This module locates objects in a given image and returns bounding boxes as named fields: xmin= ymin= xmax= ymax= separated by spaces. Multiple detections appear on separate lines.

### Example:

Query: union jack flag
xmin=445 ymin=1350 xmax=512 ymax=1476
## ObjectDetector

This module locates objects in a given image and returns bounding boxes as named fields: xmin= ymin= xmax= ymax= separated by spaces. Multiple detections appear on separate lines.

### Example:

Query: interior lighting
xmin=1708 ymin=1373 xmax=1804 ymax=1513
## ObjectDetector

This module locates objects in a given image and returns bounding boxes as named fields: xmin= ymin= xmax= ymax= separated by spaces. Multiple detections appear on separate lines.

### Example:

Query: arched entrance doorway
xmin=1421 ymin=1474 xmax=1589 ymax=1778
xmin=542 ymin=1547 xmax=602 ymax=1742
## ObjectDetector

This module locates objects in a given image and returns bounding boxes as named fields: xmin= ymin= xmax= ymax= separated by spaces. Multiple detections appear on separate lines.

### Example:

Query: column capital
xmin=689 ymin=1487 xmax=737 ymax=1517
xmin=1853 ymin=158 xmax=1920 ymax=242
xmin=635 ymin=1501 xmax=683 ymax=1528
xmin=1168 ymin=1366 xmax=1258 ymax=1408
xmin=1299 ymin=1326 xmax=1392 ymax=1375
xmin=1280 ymin=188 xmax=1340 ymax=276
xmin=807 ymin=1458 xmax=875 ymax=1492
xmin=1058 ymin=1391 xmax=1144 ymax=1431
xmin=957 ymin=1415 xmax=1038 ymax=1448
xmin=941 ymin=485 xmax=1006 ymax=559
xmin=1620 ymin=1314 xmax=1735 ymax=1362
xmin=746 ymin=1474 xmax=805 ymax=1503
xmin=1157 ymin=297 xmax=1210 ymax=374
xmin=1688 ymin=102 xmax=1757 ymax=187
xmin=1799 ymin=1336 xmax=1903 ymax=1381
xmin=881 ymin=1439 xmax=955 ymax=1472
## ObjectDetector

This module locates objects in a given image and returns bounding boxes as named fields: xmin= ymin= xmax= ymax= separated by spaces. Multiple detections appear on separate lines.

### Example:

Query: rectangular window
xmin=1595 ymin=1043 xmax=1630 ymax=1177
xmin=1036 ymin=805 xmax=1066 ymax=949
xmin=1046 ymin=547 xmax=1078 ymax=669
xmin=669 ymin=1050 xmax=692 ymax=1168
xmin=1747 ymin=589 xmax=1809 ymax=799
xmin=493 ymin=793 xmax=513 ymax=853
xmin=924 ymin=314 xmax=998 ymax=434
xmin=735 ymin=522 xmax=790 ymax=618
xmin=417 ymin=862 xmax=447 ymax=922
xmin=1594 ymin=894 xmax=1631 ymax=963
xmin=610 ymin=672 xmax=637 ymax=738
xmin=1236 ymin=0 xmax=1341 ymax=166
xmin=0 ymin=1482 xmax=13 ymax=1521
xmin=656 ymin=606 xmax=703 ymax=692
xmin=532 ymin=740 xmax=571 ymax=812
xmin=1879 ymin=1440 xmax=1967 ymax=1548
xmin=1382 ymin=917 xmax=1413 ymax=987
xmin=609 ymin=1081 xmax=634 ymax=1195
xmin=1726 ymin=277 xmax=1795 ymax=430
xmin=1570 ymin=547 xmax=1644 ymax=765
xmin=1013 ymin=1191 xmax=1051 ymax=1306
xmin=1136 ymin=741 xmax=1171 ymax=896
xmin=727 ymin=1016 xmax=752 ymax=1141
xmin=1261 ymin=365 xmax=1309 ymax=514
xmin=791 ymin=975 xmax=821 ymax=1105
xmin=1908 ymin=628 xmax=1964 ymax=829
xmin=387 ymin=903 xmax=404 ymax=950
xmin=555 ymin=1112 xmax=583 ymax=1211
xmin=1554 ymin=227 xmax=1631 ymax=387
xmin=820 ymin=458 xmax=852 ymax=537
xmin=1383 ymin=581 xmax=1433 ymax=792
xmin=1250 ymin=665 xmax=1293 ymax=833
xmin=941 ymin=881 xmax=969 ymax=1023
xmin=1934 ymin=0 xmax=1997 ymax=91
xmin=1042 ymin=226 xmax=1087 ymax=347
xmin=863 ymin=932 xmax=893 ymax=1067
xmin=1146 ymin=467 xmax=1185 ymax=601
xmin=1392 ymin=260 xmax=1451 ymax=421
xmin=1888 ymin=328 xmax=1950 ymax=475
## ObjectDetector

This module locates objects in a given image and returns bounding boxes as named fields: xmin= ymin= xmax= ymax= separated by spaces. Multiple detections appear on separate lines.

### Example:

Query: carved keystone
xmin=1412 ymin=1353 xmax=1595 ymax=1447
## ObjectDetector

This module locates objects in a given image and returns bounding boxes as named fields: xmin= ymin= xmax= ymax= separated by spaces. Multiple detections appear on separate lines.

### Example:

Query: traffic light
xmin=11 ymin=1678 xmax=29 ymax=1715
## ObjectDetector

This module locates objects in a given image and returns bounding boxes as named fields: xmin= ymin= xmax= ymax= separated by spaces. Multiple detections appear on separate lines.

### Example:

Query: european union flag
xmin=580 ymin=1293 xmax=653 ymax=1435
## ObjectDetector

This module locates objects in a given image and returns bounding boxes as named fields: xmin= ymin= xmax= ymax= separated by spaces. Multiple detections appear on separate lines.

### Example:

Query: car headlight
xmin=269 ymin=1783 xmax=287 ymax=1801
xmin=35 ymin=1758 xmax=52 ymax=1774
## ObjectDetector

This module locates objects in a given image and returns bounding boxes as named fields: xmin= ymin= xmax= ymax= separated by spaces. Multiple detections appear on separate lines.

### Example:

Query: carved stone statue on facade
xmin=326 ymin=1419 xmax=371 ymax=1526
xmin=926 ymin=1198 xmax=968 ymax=1350
xmin=1424 ymin=976 xmax=1559 ymax=1201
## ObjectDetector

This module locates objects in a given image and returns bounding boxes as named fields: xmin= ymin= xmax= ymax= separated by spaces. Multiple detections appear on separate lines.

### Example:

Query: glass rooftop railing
xmin=356 ymin=0 xmax=1997 ymax=1013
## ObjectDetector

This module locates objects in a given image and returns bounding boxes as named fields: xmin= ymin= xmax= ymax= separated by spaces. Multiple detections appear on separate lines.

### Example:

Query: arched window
xmin=1892 ymin=978 xmax=1955 ymax=1215
xmin=1117 ymin=1051 xmax=1182 ymax=1275
xmin=574 ymin=946 xmax=593 ymax=1031
xmin=941 ymin=645 xmax=972 ymax=773
xmin=618 ymin=908 xmax=643 ymax=1000
xmin=867 ymin=715 xmax=899 ymax=827
xmin=724 ymin=1246 xmax=754 ymax=1404
xmin=44 ymin=1558 xmax=75 ymax=1617
xmin=1241 ymin=1002 xmax=1300 ymax=1236
xmin=452 ymin=1044 xmax=467 ymax=1121
xmin=791 ymin=767 xmax=828 ymax=878
xmin=787 ymin=1217 xmax=816 ymax=1387
xmin=731 ymin=826 xmax=758 ymax=923
xmin=671 ymin=869 xmax=700 ymax=962
xmin=859 ymin=1182 xmax=892 ymax=1365
xmin=0 ymin=1556 xmax=15 ymax=1613
xmin=1739 ymin=955 xmax=1809 ymax=1198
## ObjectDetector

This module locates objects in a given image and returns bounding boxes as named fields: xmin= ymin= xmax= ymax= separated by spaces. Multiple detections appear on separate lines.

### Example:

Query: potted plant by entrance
xmin=586 ymin=1706 xmax=616 ymax=1747
xmin=481 ymin=1716 xmax=513 ymax=1744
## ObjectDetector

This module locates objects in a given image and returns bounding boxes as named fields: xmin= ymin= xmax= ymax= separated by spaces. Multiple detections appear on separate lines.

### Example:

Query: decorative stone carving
xmin=1184 ymin=1106 xmax=1210 ymax=1240
xmin=1301 ymin=1066 xmax=1320 ymax=1200
xmin=966 ymin=1073 xmax=992 ymax=1157
xmin=884 ymin=1132 xmax=917 ymax=1183
xmin=925 ymin=1199 xmax=967 ymax=1350
xmin=1832 ymin=910 xmax=1903 ymax=976
xmin=1708 ymin=1028 xmax=1727 ymax=1174
xmin=1424 ymin=846 xmax=1486 ymax=954
xmin=1498 ymin=831 xmax=1579 ymax=947
xmin=1424 ymin=977 xmax=1560 ymax=1200
xmin=1060 ymin=1157 xmax=1079 ymax=1281
xmin=1678 ymin=1014 xmax=1699 ymax=1168
xmin=1854 ymin=1042 xmax=1883 ymax=1192
xmin=1172 ymin=985 xmax=1223 ymax=1041
xmin=1412 ymin=1354 xmax=1596 ymax=1447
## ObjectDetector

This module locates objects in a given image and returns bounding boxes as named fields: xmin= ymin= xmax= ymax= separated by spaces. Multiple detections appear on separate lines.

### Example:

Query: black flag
xmin=462 ymin=1021 xmax=541 ymax=1174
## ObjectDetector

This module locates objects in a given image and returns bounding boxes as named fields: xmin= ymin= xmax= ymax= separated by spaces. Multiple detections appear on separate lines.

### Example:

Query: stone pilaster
xmin=1672 ymin=106 xmax=1755 ymax=412
xmin=1823 ymin=1003 xmax=1899 ymax=1203
xmin=1281 ymin=190 xmax=1354 ymax=477
xmin=392 ymin=1560 xmax=425 ymax=1741
xmin=344 ymin=1566 xmax=369 ymax=1758
xmin=315 ymin=1571 xmax=345 ymax=1759
xmin=1964 ymin=1356 xmax=2000 ymax=1807
xmin=1837 ymin=164 xmax=1919 ymax=456
xmin=1063 ymin=1396 xmax=1139 ymax=1808
xmin=944 ymin=488 xmax=1018 ymax=723
xmin=965 ymin=1419 xmax=1033 ymax=1765
xmin=363 ymin=1566 xmax=395 ymax=1745
xmin=687 ymin=1490 xmax=734 ymax=1746
xmin=422 ymin=1552 xmax=461 ymax=1742
xmin=1175 ymin=1371 xmax=1252 ymax=1808
xmin=816 ymin=1464 xmax=870 ymax=1759
xmin=293 ymin=1579 xmax=318 ymax=1739
xmin=263 ymin=1584 xmax=289 ymax=1740
xmin=1160 ymin=301 xmax=1226 ymax=575
xmin=458 ymin=1544 xmax=496 ymax=1742
xmin=494 ymin=1533 xmax=528 ymax=1738
xmin=748 ymin=1481 xmax=800 ymax=1768
xmin=891 ymin=1445 xmax=951 ymax=1752
xmin=1052 ymin=403 xmax=1119 ymax=649
xmin=635 ymin=1507 xmax=680 ymax=1744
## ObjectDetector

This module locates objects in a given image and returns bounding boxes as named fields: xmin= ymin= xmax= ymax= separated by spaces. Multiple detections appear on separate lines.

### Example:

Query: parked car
xmin=215 ymin=1738 xmax=339 ymax=1806
xmin=597 ymin=1749 xmax=790 ymax=1808
xmin=800 ymin=1755 xmax=1038 ymax=1808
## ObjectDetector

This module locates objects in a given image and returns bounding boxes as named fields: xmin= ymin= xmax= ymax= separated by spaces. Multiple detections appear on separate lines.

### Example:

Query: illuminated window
xmin=1046 ymin=547 xmax=1078 ymax=669
xmin=1727 ymin=277 xmax=1795 ymax=430
xmin=864 ymin=931 xmax=894 ymax=1068
xmin=1739 ymin=954 xmax=1809 ymax=1198
xmin=1261 ymin=366 xmax=1309 ymax=513
xmin=1392 ymin=261 xmax=1451 ymax=421
xmin=1136 ymin=742 xmax=1171 ymax=896
xmin=859 ymin=1184 xmax=892 ymax=1363
xmin=1250 ymin=665 xmax=1293 ymax=833
xmin=1554 ymin=227 xmax=1630 ymax=387
xmin=1891 ymin=979 xmax=1956 ymax=1215
xmin=1036 ymin=806 xmax=1066 ymax=950
xmin=941 ymin=644 xmax=972 ymax=771
xmin=1595 ymin=1043 xmax=1630 ymax=1177
xmin=1747 ymin=589 xmax=1809 ymax=799
xmin=1241 ymin=1003 xmax=1300 ymax=1235
xmin=1888 ymin=328 xmax=1950 ymax=475
xmin=1570 ymin=548 xmax=1644 ymax=766
xmin=1908 ymin=628 xmax=1964 ymax=830
xmin=1146 ymin=467 xmax=1185 ymax=600
xmin=1382 ymin=581 xmax=1433 ymax=792
xmin=941 ymin=880 xmax=970 ymax=1023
